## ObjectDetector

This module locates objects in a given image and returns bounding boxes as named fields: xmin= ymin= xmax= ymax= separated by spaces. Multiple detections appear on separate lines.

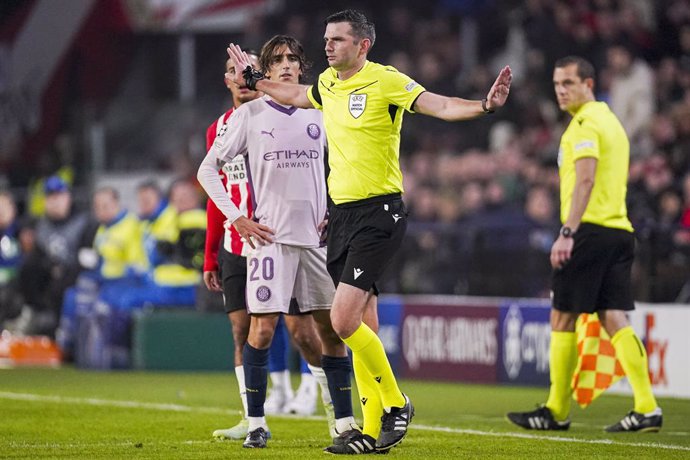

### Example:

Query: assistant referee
xmin=507 ymin=56 xmax=661 ymax=433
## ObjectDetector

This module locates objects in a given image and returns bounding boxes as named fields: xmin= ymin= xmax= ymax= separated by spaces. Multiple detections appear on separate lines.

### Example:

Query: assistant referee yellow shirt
xmin=307 ymin=61 xmax=426 ymax=204
xmin=558 ymin=101 xmax=633 ymax=232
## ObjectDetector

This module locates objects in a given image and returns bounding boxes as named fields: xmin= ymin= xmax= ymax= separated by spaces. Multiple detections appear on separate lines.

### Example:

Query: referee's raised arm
xmin=413 ymin=65 xmax=513 ymax=121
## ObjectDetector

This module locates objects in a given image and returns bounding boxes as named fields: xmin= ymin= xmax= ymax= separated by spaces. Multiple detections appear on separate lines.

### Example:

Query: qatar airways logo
xmin=263 ymin=149 xmax=320 ymax=161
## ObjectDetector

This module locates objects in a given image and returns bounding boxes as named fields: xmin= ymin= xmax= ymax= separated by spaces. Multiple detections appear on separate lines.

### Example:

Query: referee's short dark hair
xmin=325 ymin=9 xmax=376 ymax=48
xmin=555 ymin=56 xmax=596 ymax=81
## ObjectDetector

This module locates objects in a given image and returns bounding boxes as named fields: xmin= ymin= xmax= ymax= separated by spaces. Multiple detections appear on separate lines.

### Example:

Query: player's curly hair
xmin=259 ymin=35 xmax=311 ymax=83
xmin=325 ymin=9 xmax=376 ymax=49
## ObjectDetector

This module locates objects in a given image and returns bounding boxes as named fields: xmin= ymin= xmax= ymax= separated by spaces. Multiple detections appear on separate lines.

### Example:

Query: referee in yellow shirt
xmin=227 ymin=9 xmax=511 ymax=454
xmin=507 ymin=56 xmax=661 ymax=433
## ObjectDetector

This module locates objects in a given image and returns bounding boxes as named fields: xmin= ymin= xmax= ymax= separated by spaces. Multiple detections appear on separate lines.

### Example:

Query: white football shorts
xmin=245 ymin=243 xmax=335 ymax=314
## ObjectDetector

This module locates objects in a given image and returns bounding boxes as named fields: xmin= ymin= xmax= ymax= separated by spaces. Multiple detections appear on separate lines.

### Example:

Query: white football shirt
xmin=199 ymin=96 xmax=328 ymax=248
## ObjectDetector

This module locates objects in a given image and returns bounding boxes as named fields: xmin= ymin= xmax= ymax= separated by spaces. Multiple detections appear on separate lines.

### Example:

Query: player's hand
xmin=550 ymin=235 xmax=574 ymax=269
xmin=485 ymin=66 xmax=512 ymax=111
xmin=231 ymin=216 xmax=275 ymax=249
xmin=203 ymin=270 xmax=222 ymax=292
xmin=227 ymin=43 xmax=252 ymax=87
xmin=318 ymin=218 xmax=328 ymax=247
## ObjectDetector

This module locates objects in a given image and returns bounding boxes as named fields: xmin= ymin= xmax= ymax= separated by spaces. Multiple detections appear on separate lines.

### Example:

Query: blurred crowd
xmin=3 ymin=0 xmax=690 ymax=330
xmin=0 ymin=176 xmax=207 ymax=345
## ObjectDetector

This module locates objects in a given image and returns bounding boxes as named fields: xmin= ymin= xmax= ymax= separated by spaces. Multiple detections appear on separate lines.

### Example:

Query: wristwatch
xmin=481 ymin=98 xmax=495 ymax=114
xmin=560 ymin=226 xmax=574 ymax=238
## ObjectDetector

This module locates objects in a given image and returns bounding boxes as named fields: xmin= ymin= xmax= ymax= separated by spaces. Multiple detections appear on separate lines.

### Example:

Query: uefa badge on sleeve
xmin=348 ymin=94 xmax=367 ymax=119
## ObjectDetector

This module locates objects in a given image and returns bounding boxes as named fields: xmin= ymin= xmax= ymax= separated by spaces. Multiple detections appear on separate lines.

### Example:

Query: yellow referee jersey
xmin=558 ymin=101 xmax=633 ymax=232
xmin=307 ymin=61 xmax=426 ymax=204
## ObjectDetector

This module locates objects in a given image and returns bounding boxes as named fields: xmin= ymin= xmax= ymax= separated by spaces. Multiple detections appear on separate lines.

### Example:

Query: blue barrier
xmin=498 ymin=300 xmax=551 ymax=386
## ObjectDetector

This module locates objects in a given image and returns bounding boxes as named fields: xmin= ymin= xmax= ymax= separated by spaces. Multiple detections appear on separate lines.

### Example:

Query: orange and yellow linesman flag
xmin=571 ymin=313 xmax=626 ymax=408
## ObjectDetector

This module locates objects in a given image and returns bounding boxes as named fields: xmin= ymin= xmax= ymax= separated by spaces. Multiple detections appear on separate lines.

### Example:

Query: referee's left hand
xmin=485 ymin=66 xmax=512 ymax=111
xmin=227 ymin=43 xmax=251 ymax=87
xmin=550 ymin=235 xmax=574 ymax=269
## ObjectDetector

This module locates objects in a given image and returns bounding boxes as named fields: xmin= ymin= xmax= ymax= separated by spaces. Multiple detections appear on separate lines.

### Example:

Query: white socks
xmin=247 ymin=416 xmax=268 ymax=431
xmin=335 ymin=417 xmax=358 ymax=434
xmin=307 ymin=364 xmax=332 ymax=406
xmin=269 ymin=370 xmax=294 ymax=399
xmin=234 ymin=365 xmax=248 ymax=418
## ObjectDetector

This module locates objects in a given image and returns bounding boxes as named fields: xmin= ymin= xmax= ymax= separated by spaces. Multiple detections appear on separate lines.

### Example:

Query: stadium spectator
xmin=0 ymin=190 xmax=23 ymax=326
xmin=13 ymin=176 xmax=91 ymax=336
xmin=88 ymin=187 xmax=148 ymax=279
xmin=56 ymin=186 xmax=147 ymax=359
xmin=606 ymin=42 xmax=655 ymax=156
xmin=162 ymin=178 xmax=206 ymax=281
xmin=523 ymin=184 xmax=560 ymax=296
xmin=137 ymin=180 xmax=177 ymax=270
xmin=507 ymin=56 xmax=661 ymax=433
xmin=94 ymin=179 xmax=205 ymax=312
xmin=678 ymin=172 xmax=690 ymax=239
xmin=25 ymin=159 xmax=74 ymax=219
xmin=135 ymin=179 xmax=204 ymax=290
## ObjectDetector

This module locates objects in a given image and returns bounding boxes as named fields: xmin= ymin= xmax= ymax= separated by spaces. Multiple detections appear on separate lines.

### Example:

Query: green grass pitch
xmin=1 ymin=368 xmax=688 ymax=459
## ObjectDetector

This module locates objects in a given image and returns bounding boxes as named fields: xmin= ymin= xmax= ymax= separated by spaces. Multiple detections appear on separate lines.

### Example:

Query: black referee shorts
xmin=326 ymin=193 xmax=407 ymax=294
xmin=552 ymin=223 xmax=635 ymax=314
xmin=218 ymin=247 xmax=247 ymax=314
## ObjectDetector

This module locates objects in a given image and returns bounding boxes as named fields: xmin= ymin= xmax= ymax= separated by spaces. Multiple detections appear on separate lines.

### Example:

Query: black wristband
xmin=242 ymin=66 xmax=265 ymax=91
xmin=482 ymin=98 xmax=495 ymax=114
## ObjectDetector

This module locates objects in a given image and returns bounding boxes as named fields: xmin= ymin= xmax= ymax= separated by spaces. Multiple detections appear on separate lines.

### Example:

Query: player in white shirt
xmin=198 ymin=35 xmax=356 ymax=450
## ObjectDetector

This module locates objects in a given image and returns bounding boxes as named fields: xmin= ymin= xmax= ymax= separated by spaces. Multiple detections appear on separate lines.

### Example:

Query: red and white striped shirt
xmin=203 ymin=108 xmax=253 ymax=272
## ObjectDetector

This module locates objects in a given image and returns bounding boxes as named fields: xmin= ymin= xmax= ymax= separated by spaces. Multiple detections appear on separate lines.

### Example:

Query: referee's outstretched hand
xmin=227 ymin=43 xmax=252 ymax=87
xmin=485 ymin=66 xmax=513 ymax=111
xmin=231 ymin=216 xmax=275 ymax=249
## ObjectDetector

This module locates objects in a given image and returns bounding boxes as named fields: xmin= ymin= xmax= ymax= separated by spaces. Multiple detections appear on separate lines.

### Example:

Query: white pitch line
xmin=413 ymin=424 xmax=690 ymax=452
xmin=1 ymin=391 xmax=688 ymax=452
xmin=0 ymin=391 xmax=232 ymax=415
